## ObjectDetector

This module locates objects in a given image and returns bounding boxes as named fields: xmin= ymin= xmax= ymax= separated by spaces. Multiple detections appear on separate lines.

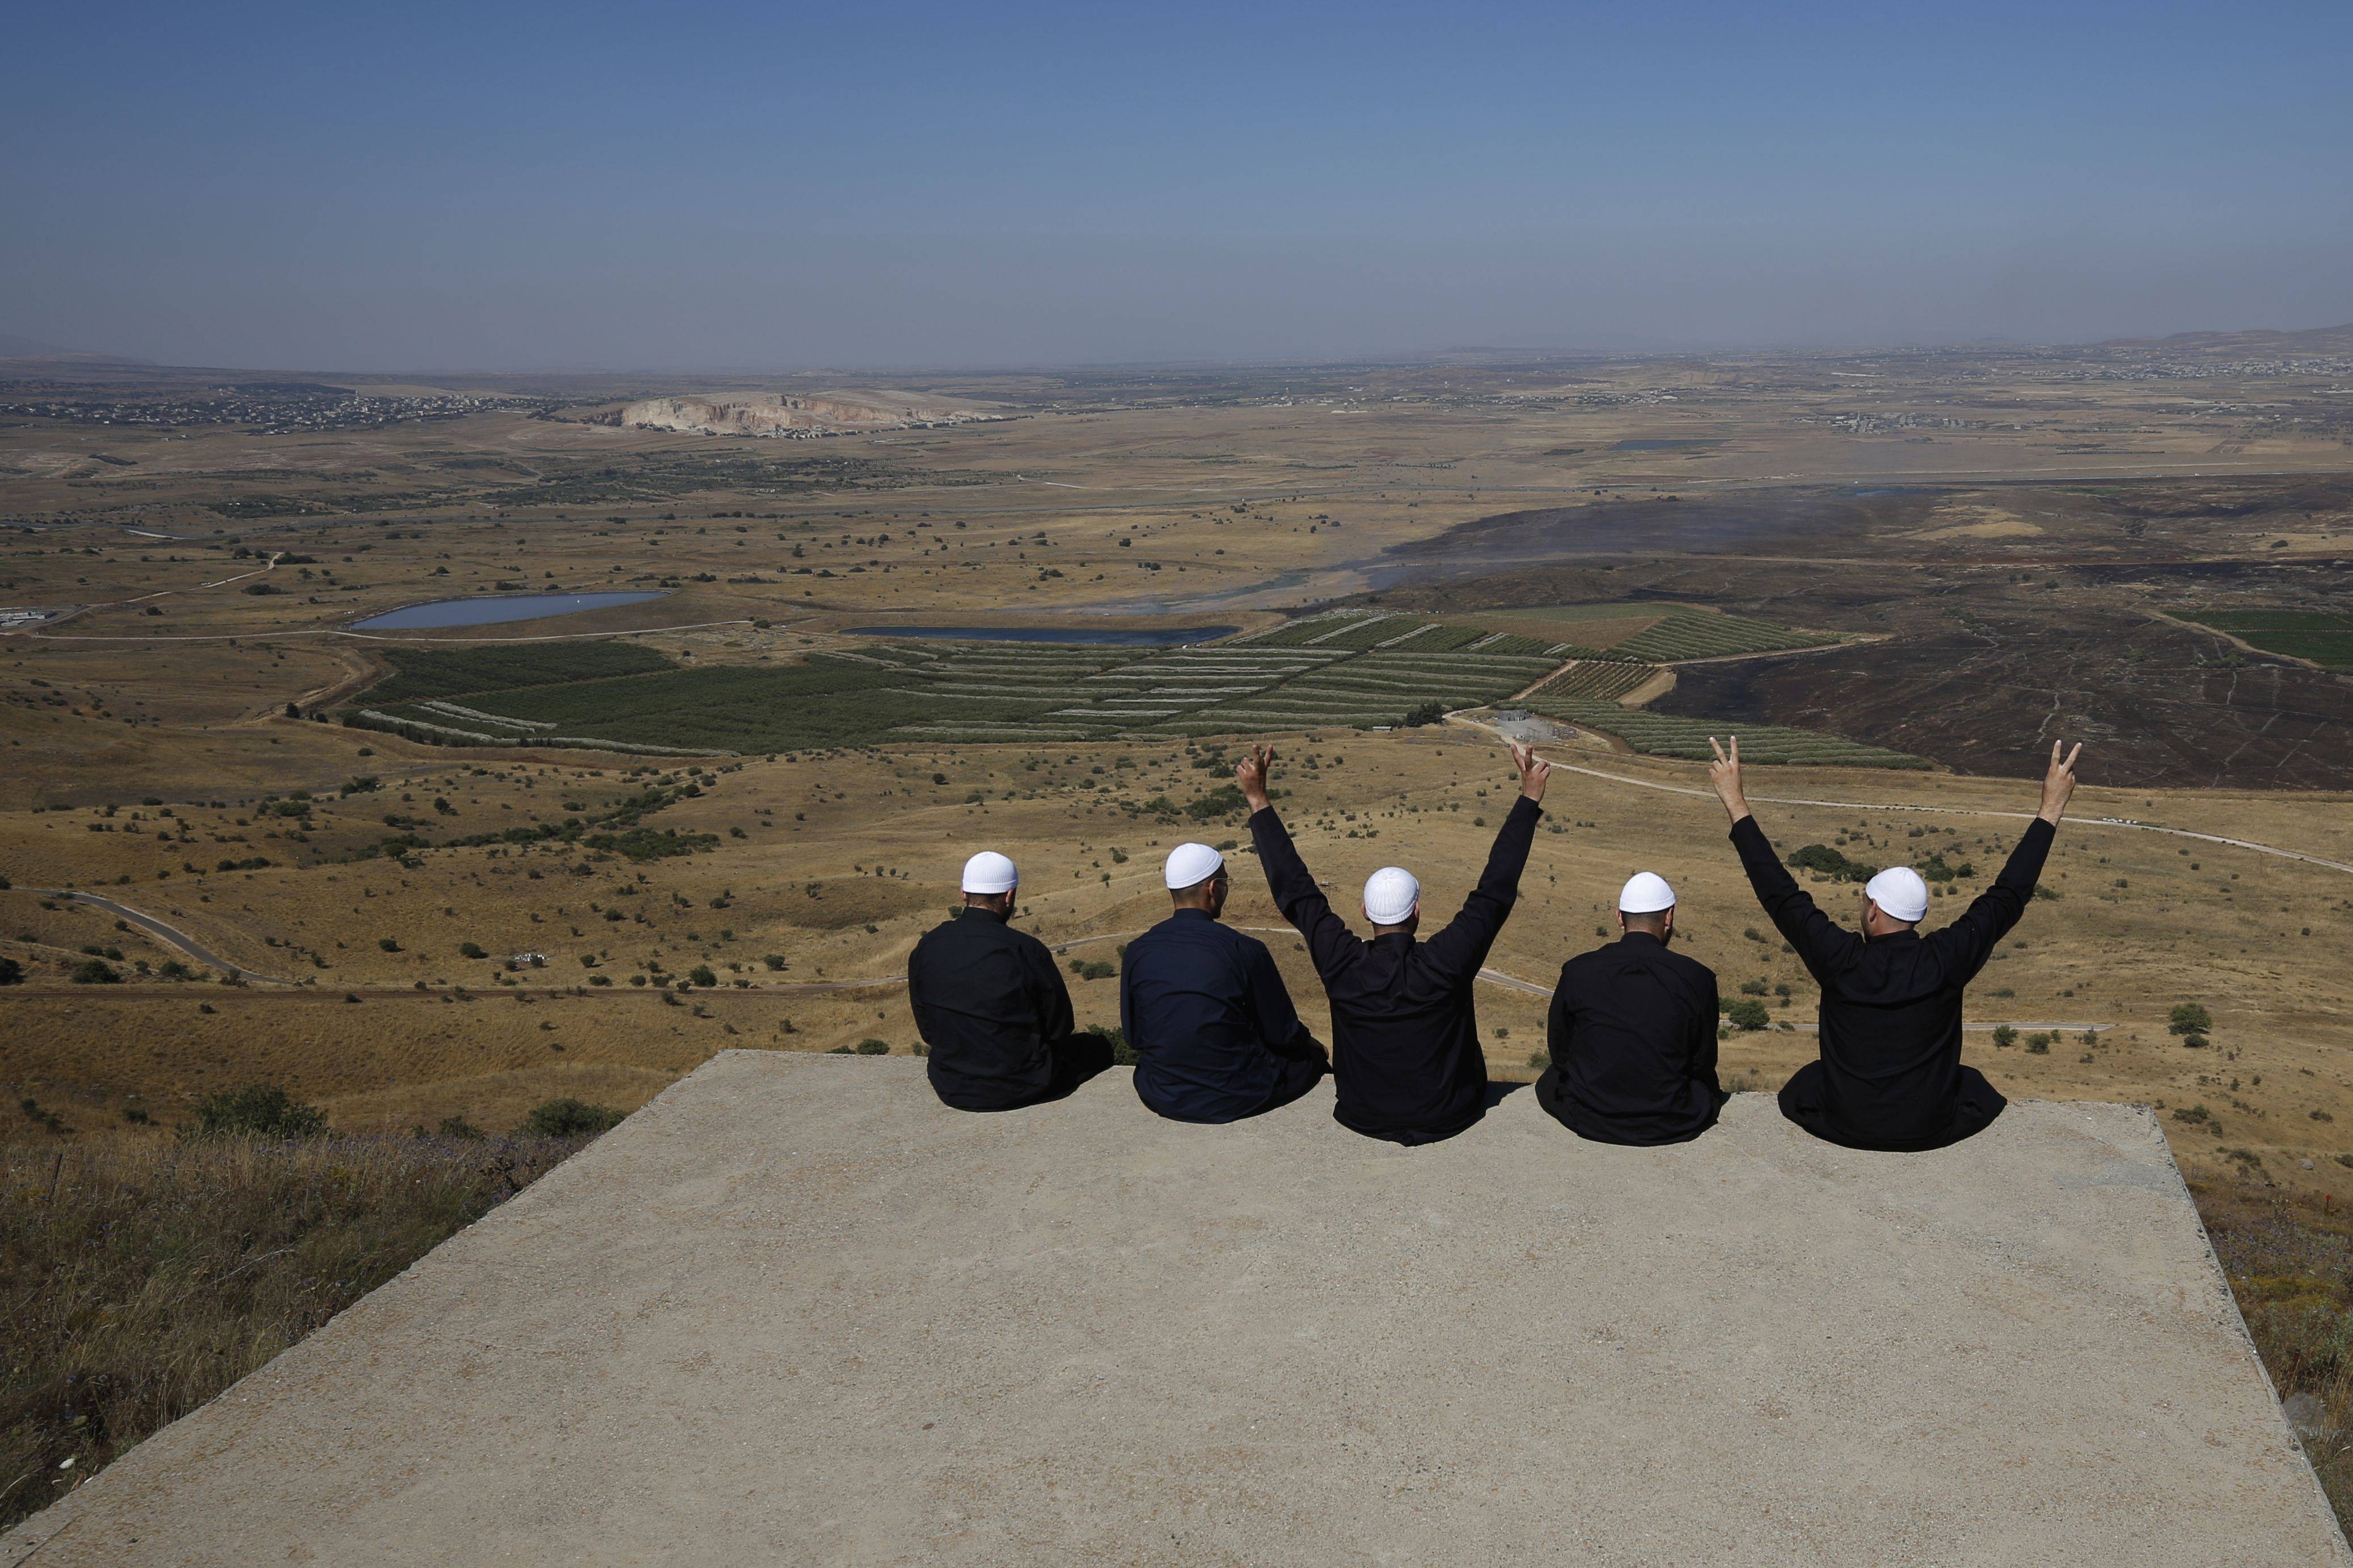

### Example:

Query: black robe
xmin=1537 ymin=932 xmax=1724 ymax=1146
xmin=1731 ymin=815 xmax=2054 ymax=1152
xmin=907 ymin=906 xmax=1102 ymax=1111
xmin=1251 ymin=796 xmax=1540 ymax=1145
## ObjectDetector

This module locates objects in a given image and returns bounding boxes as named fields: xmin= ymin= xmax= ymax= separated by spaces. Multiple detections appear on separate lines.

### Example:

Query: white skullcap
xmin=1618 ymin=872 xmax=1676 ymax=914
xmin=1363 ymin=866 xmax=1421 ymax=925
xmin=961 ymin=851 xmax=1019 ymax=895
xmin=1865 ymin=866 xmax=1929 ymax=924
xmin=1164 ymin=842 xmax=1224 ymax=890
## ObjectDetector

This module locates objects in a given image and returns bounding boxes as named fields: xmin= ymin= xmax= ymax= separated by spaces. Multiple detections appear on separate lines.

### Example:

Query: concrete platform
xmin=10 ymin=1053 xmax=2346 ymax=1567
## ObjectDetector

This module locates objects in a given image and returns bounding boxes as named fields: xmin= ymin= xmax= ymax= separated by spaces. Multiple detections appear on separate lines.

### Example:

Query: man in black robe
xmin=1707 ymin=735 xmax=2082 ymax=1152
xmin=1240 ymin=738 xmax=1549 ymax=1146
xmin=907 ymin=851 xmax=1113 ymax=1111
xmin=1536 ymin=872 xmax=1726 ymax=1146
xmin=1122 ymin=840 xmax=1327 ymax=1123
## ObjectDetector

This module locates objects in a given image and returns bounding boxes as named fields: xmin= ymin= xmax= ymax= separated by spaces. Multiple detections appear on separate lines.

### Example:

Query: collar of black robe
xmin=1862 ymin=925 xmax=1922 ymax=944
xmin=1617 ymin=930 xmax=1666 ymax=948
xmin=958 ymin=904 xmax=1010 ymax=925
xmin=1370 ymin=930 xmax=1415 ymax=947
xmin=1168 ymin=907 xmax=1218 ymax=924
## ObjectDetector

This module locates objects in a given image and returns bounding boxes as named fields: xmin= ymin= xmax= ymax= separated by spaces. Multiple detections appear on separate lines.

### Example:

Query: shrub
xmin=2169 ymin=1003 xmax=2214 ymax=1037
xmin=458 ymin=941 xmax=487 ymax=960
xmin=1790 ymin=844 xmax=1873 ymax=882
xmin=189 ymin=1084 xmax=327 ymax=1140
xmin=1992 ymin=1024 xmax=2018 ymax=1049
xmin=855 ymin=1038 xmax=890 ymax=1055
xmin=1093 ymin=1025 xmax=1137 ymax=1066
xmin=1400 ymin=700 xmax=1447 ymax=727
xmin=70 ymin=958 xmax=120 ymax=985
xmin=521 ymin=1098 xmax=626 ymax=1137
xmin=2025 ymin=1033 xmax=2052 ymax=1054
xmin=0 ymin=957 xmax=22 ymax=986
xmin=1724 ymin=999 xmax=1771 ymax=1030
xmin=687 ymin=965 xmax=718 ymax=987
xmin=436 ymin=1114 xmax=486 ymax=1139
xmin=377 ymin=937 xmax=402 ymax=953
xmin=1185 ymin=783 xmax=1248 ymax=820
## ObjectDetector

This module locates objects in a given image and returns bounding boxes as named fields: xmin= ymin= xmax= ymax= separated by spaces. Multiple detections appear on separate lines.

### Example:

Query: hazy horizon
xmin=7 ymin=2 xmax=2350 ymax=374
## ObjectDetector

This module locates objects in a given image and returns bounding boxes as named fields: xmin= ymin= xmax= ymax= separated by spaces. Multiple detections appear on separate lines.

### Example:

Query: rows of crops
xmin=1529 ymin=661 xmax=1656 ymax=701
xmin=1522 ymin=696 xmax=1926 ymax=768
xmin=2183 ymin=609 xmax=2353 ymax=669
xmin=1607 ymin=610 xmax=1834 ymax=663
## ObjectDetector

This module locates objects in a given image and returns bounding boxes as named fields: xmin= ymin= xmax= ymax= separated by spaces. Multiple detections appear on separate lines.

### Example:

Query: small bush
xmin=1991 ymin=1024 xmax=2018 ymax=1048
xmin=71 ymin=958 xmax=121 ymax=985
xmin=458 ymin=941 xmax=487 ymax=960
xmin=189 ymin=1084 xmax=327 ymax=1140
xmin=854 ymin=1038 xmax=890 ymax=1055
xmin=2026 ymin=1033 xmax=2052 ymax=1054
xmin=1724 ymin=999 xmax=1771 ymax=1031
xmin=2170 ymin=1002 xmax=2214 ymax=1037
xmin=436 ymin=1114 xmax=486 ymax=1139
xmin=520 ymin=1098 xmax=626 ymax=1137
xmin=687 ymin=964 xmax=718 ymax=987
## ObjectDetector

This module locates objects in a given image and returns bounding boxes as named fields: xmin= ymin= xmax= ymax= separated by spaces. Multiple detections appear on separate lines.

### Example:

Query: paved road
xmin=35 ymin=890 xmax=291 ymax=984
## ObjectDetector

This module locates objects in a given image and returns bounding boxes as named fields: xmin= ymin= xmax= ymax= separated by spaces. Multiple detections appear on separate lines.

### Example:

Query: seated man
xmin=1536 ymin=872 xmax=1726 ymax=1146
xmin=1240 ymin=738 xmax=1549 ymax=1146
xmin=1707 ymin=735 xmax=2082 ymax=1153
xmin=1121 ymin=841 xmax=1328 ymax=1123
xmin=906 ymin=851 xmax=1113 ymax=1111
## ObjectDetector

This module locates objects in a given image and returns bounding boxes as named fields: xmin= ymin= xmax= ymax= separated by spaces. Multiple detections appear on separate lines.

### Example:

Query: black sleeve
xmin=1423 ymin=795 xmax=1542 ymax=980
xmin=1931 ymin=817 xmax=2055 ymax=981
xmin=1693 ymin=963 xmax=1722 ymax=1094
xmin=1729 ymin=815 xmax=1862 ymax=982
xmin=1243 ymin=939 xmax=1308 ymax=1050
xmin=1024 ymin=935 xmax=1077 ymax=1047
xmin=1547 ymin=962 xmax=1574 ymax=1068
xmin=1251 ymin=805 xmax=1360 ymax=982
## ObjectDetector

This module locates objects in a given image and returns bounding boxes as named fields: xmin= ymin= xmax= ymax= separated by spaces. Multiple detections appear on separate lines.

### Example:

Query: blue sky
xmin=5 ymin=2 xmax=2348 ymax=369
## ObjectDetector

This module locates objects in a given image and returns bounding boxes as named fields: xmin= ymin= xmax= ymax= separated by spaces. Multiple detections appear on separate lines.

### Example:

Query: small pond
xmin=850 ymin=625 xmax=1236 ymax=646
xmin=350 ymin=591 xmax=669 ymax=631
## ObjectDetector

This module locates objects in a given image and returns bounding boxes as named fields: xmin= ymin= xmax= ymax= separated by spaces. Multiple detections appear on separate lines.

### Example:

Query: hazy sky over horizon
xmin=6 ymin=2 xmax=2350 ymax=372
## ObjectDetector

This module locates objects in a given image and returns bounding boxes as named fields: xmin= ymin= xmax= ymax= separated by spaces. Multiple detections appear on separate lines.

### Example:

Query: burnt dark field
xmin=1363 ymin=476 xmax=2353 ymax=789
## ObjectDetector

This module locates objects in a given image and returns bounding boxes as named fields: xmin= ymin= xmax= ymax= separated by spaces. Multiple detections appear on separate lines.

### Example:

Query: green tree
xmin=2169 ymin=1003 xmax=2213 ymax=1037
xmin=1725 ymin=998 xmax=1771 ymax=1030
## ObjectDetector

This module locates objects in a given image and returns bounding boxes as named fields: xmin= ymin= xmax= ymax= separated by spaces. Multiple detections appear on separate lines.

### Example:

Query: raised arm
xmin=1932 ymin=740 xmax=2077 ymax=977
xmin=1712 ymin=736 xmax=1861 ymax=978
xmin=1423 ymin=741 xmax=1548 ymax=979
xmin=1239 ymin=744 xmax=1359 ymax=979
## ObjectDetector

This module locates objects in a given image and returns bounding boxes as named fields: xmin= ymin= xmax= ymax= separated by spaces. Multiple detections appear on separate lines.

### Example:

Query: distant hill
xmin=2101 ymin=323 xmax=2353 ymax=358
xmin=0 ymin=332 xmax=154 ymax=367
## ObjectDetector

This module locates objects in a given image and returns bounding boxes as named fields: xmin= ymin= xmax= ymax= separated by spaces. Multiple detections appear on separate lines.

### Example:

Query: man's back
xmin=1544 ymin=934 xmax=1722 ymax=1146
xmin=907 ymin=907 xmax=1069 ymax=1111
xmin=1252 ymin=794 xmax=1542 ymax=1143
xmin=1732 ymin=815 xmax=2053 ymax=1149
xmin=1121 ymin=911 xmax=1303 ymax=1122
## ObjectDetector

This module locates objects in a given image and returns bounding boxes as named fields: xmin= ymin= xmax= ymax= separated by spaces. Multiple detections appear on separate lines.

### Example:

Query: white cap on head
xmin=1164 ymin=842 xmax=1224 ymax=890
xmin=1618 ymin=872 xmax=1676 ymax=914
xmin=961 ymin=851 xmax=1019 ymax=895
xmin=1363 ymin=866 xmax=1421 ymax=925
xmin=1865 ymin=865 xmax=1929 ymax=924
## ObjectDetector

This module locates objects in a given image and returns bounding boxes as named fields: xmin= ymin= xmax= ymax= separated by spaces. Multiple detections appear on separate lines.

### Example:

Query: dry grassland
xmin=3 ymin=349 xmax=2350 ymax=1189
